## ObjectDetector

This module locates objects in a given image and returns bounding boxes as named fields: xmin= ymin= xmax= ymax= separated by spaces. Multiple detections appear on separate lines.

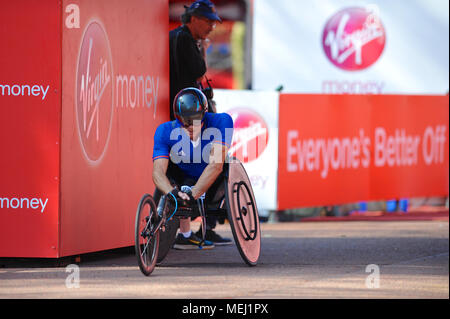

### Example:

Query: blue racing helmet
xmin=173 ymin=87 xmax=208 ymax=127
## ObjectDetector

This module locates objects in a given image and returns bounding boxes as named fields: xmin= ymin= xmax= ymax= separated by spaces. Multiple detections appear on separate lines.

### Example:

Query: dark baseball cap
xmin=188 ymin=0 xmax=222 ymax=23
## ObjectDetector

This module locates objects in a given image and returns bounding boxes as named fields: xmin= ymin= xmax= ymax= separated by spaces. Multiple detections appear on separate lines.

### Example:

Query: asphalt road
xmin=0 ymin=220 xmax=448 ymax=299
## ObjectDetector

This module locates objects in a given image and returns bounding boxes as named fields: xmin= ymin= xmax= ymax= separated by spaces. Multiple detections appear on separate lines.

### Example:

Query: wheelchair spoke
xmin=234 ymin=181 xmax=258 ymax=241
xmin=135 ymin=194 xmax=160 ymax=276
xmin=141 ymin=241 xmax=150 ymax=258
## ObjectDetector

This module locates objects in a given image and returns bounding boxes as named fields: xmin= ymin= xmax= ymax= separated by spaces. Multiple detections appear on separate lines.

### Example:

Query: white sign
xmin=214 ymin=89 xmax=279 ymax=210
xmin=253 ymin=0 xmax=449 ymax=95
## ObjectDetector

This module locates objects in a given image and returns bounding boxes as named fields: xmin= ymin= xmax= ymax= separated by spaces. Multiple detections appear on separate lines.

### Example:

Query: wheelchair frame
xmin=135 ymin=157 xmax=261 ymax=276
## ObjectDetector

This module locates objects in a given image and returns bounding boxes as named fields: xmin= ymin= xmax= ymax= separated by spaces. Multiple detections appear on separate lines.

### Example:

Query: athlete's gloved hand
xmin=167 ymin=187 xmax=194 ymax=207
xmin=181 ymin=186 xmax=206 ymax=201
xmin=180 ymin=185 xmax=196 ymax=203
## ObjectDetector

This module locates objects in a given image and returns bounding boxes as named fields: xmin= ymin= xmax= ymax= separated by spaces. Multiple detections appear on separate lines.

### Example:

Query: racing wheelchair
xmin=134 ymin=157 xmax=261 ymax=276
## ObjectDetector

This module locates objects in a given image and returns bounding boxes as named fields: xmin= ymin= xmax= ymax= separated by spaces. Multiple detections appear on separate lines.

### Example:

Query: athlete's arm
xmin=191 ymin=143 xmax=227 ymax=200
xmin=152 ymin=122 xmax=190 ymax=201
xmin=152 ymin=158 xmax=190 ymax=201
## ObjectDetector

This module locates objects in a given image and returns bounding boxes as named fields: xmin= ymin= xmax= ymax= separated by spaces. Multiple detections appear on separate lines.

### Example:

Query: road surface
xmin=0 ymin=220 xmax=448 ymax=299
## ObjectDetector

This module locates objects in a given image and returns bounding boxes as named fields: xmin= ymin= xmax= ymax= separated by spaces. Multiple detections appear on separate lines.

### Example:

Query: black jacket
xmin=169 ymin=25 xmax=207 ymax=120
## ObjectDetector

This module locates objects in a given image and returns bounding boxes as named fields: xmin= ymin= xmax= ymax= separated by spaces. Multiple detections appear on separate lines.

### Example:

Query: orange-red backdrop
xmin=0 ymin=0 xmax=62 ymax=257
xmin=278 ymin=94 xmax=449 ymax=210
xmin=0 ymin=0 xmax=169 ymax=258
xmin=60 ymin=0 xmax=169 ymax=257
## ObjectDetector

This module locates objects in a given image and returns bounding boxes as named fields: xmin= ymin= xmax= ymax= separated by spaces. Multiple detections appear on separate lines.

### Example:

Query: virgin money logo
xmin=76 ymin=20 xmax=114 ymax=164
xmin=227 ymin=108 xmax=269 ymax=163
xmin=322 ymin=7 xmax=386 ymax=71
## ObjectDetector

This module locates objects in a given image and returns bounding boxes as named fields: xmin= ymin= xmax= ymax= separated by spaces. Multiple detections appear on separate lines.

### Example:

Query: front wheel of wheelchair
xmin=153 ymin=189 xmax=179 ymax=265
xmin=135 ymin=194 xmax=159 ymax=276
xmin=225 ymin=158 xmax=261 ymax=266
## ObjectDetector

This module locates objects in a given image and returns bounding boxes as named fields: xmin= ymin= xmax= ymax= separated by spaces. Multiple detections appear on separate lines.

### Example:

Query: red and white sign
xmin=253 ymin=0 xmax=449 ymax=94
xmin=227 ymin=108 xmax=269 ymax=163
xmin=0 ymin=0 xmax=61 ymax=258
xmin=322 ymin=7 xmax=386 ymax=71
xmin=60 ymin=0 xmax=168 ymax=257
xmin=76 ymin=19 xmax=114 ymax=164
xmin=214 ymin=90 xmax=279 ymax=210
xmin=0 ymin=0 xmax=169 ymax=258
xmin=278 ymin=94 xmax=449 ymax=210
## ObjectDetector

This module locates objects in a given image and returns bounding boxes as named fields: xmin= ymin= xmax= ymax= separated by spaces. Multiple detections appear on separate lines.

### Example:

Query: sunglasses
xmin=180 ymin=116 xmax=203 ymax=128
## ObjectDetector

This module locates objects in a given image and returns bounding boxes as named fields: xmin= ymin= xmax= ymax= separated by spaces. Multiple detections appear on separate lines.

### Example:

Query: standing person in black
xmin=169 ymin=0 xmax=219 ymax=120
xmin=169 ymin=0 xmax=232 ymax=246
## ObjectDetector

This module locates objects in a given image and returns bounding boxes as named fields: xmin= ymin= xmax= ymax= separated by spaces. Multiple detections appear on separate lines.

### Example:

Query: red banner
xmin=59 ymin=0 xmax=169 ymax=257
xmin=0 ymin=0 xmax=169 ymax=258
xmin=278 ymin=94 xmax=449 ymax=210
xmin=0 ymin=0 xmax=62 ymax=257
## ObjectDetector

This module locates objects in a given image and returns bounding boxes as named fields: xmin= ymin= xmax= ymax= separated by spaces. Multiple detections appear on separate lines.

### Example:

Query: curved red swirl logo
xmin=227 ymin=108 xmax=269 ymax=163
xmin=76 ymin=20 xmax=114 ymax=164
xmin=322 ymin=7 xmax=386 ymax=71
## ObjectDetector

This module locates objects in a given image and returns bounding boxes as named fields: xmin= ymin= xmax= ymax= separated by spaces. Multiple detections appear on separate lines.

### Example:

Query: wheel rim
xmin=226 ymin=159 xmax=261 ymax=266
xmin=234 ymin=181 xmax=258 ymax=241
xmin=155 ymin=191 xmax=179 ymax=264
xmin=136 ymin=195 xmax=159 ymax=275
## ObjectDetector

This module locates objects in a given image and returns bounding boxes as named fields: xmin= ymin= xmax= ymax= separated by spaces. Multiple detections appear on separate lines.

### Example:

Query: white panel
xmin=253 ymin=0 xmax=449 ymax=94
xmin=214 ymin=89 xmax=279 ymax=210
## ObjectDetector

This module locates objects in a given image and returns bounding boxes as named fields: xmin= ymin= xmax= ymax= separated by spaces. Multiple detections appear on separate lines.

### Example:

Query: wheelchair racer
xmin=152 ymin=87 xmax=233 ymax=249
